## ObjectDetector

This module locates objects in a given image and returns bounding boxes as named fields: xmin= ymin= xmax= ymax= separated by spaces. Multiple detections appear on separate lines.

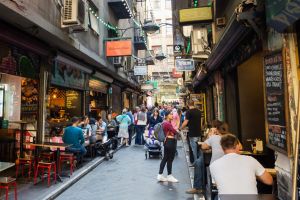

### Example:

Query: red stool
xmin=15 ymin=157 xmax=35 ymax=179
xmin=59 ymin=152 xmax=74 ymax=175
xmin=0 ymin=177 xmax=17 ymax=200
xmin=34 ymin=162 xmax=56 ymax=187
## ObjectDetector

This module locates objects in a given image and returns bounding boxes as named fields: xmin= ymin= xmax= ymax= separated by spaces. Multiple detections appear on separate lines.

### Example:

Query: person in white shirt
xmin=210 ymin=134 xmax=273 ymax=195
xmin=201 ymin=134 xmax=224 ymax=165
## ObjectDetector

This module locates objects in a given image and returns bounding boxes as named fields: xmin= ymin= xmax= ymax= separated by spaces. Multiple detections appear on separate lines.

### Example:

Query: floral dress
xmin=116 ymin=114 xmax=131 ymax=138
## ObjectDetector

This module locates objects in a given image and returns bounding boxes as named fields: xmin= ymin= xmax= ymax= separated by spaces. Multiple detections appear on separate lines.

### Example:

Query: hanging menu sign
xmin=264 ymin=51 xmax=289 ymax=154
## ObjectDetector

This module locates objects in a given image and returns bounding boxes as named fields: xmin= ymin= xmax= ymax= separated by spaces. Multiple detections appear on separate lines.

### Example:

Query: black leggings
xmin=159 ymin=138 xmax=176 ymax=175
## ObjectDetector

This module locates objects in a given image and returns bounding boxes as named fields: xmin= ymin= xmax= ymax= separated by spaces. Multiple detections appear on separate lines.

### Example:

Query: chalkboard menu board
xmin=66 ymin=90 xmax=81 ymax=117
xmin=264 ymin=51 xmax=289 ymax=154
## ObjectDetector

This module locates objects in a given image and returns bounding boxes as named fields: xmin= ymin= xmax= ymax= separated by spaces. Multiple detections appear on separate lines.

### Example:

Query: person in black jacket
xmin=149 ymin=108 xmax=163 ymax=129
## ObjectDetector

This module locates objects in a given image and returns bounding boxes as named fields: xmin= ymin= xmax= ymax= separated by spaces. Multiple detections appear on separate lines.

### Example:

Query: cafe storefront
xmin=88 ymin=77 xmax=108 ymax=119
xmin=0 ymin=39 xmax=44 ymax=162
xmin=46 ymin=54 xmax=91 ymax=137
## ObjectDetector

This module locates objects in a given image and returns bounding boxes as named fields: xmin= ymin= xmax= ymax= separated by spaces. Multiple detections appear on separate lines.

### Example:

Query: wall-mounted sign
xmin=263 ymin=50 xmax=290 ymax=155
xmin=106 ymin=40 xmax=132 ymax=57
xmin=134 ymin=65 xmax=148 ymax=76
xmin=179 ymin=7 xmax=212 ymax=23
xmin=266 ymin=0 xmax=300 ymax=32
xmin=66 ymin=90 xmax=82 ymax=117
xmin=175 ymin=59 xmax=195 ymax=71
xmin=89 ymin=78 xmax=108 ymax=94
xmin=190 ymin=93 xmax=207 ymax=125
xmin=174 ymin=45 xmax=182 ymax=53
xmin=51 ymin=60 xmax=86 ymax=90
xmin=0 ymin=41 xmax=40 ymax=79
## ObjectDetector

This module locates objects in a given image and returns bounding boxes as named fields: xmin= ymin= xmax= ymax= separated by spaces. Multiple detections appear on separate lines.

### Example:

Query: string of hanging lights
xmin=87 ymin=4 xmax=149 ymax=50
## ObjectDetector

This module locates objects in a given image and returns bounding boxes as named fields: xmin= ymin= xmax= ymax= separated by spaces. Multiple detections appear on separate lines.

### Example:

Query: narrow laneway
xmin=56 ymin=142 xmax=193 ymax=200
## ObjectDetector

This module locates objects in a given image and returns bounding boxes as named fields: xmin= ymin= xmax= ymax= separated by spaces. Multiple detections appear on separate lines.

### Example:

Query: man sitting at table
xmin=63 ymin=117 xmax=87 ymax=160
xmin=210 ymin=134 xmax=273 ymax=196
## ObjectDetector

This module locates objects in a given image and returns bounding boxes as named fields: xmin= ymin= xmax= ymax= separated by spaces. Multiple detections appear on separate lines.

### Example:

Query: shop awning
xmin=266 ymin=0 xmax=300 ymax=32
xmin=55 ymin=53 xmax=93 ymax=74
xmin=193 ymin=14 xmax=250 ymax=87
xmin=94 ymin=72 xmax=113 ymax=83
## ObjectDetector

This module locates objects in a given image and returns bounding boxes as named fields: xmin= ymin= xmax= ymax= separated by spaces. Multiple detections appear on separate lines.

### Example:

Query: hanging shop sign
xmin=266 ymin=0 xmax=300 ymax=32
xmin=172 ymin=68 xmax=183 ymax=78
xmin=179 ymin=7 xmax=212 ymax=23
xmin=134 ymin=65 xmax=148 ymax=76
xmin=0 ymin=41 xmax=40 ymax=78
xmin=106 ymin=40 xmax=132 ymax=57
xmin=173 ymin=45 xmax=182 ymax=53
xmin=51 ymin=60 xmax=87 ymax=90
xmin=89 ymin=78 xmax=108 ymax=94
xmin=141 ymin=84 xmax=154 ymax=91
xmin=263 ymin=50 xmax=290 ymax=155
xmin=175 ymin=59 xmax=195 ymax=71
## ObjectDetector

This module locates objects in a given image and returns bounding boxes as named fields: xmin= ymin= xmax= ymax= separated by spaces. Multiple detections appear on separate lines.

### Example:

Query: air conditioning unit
xmin=113 ymin=57 xmax=122 ymax=67
xmin=62 ymin=0 xmax=88 ymax=32
xmin=216 ymin=17 xmax=226 ymax=27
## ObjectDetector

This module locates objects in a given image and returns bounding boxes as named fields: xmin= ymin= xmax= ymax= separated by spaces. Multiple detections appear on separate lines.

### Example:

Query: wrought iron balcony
xmin=134 ymin=36 xmax=147 ymax=50
xmin=108 ymin=0 xmax=132 ymax=19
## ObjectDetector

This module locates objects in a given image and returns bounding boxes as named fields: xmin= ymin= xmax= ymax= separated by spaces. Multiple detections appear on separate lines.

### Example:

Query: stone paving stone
xmin=56 ymin=142 xmax=193 ymax=200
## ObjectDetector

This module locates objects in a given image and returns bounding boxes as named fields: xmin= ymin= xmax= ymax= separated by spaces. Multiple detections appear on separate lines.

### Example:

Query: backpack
xmin=154 ymin=122 xmax=165 ymax=142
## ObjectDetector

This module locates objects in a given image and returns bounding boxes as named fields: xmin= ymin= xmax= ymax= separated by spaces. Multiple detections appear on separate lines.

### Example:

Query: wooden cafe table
xmin=25 ymin=142 xmax=71 ymax=182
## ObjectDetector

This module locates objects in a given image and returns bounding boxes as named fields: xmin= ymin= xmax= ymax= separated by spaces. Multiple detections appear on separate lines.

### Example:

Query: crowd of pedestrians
xmin=60 ymin=101 xmax=274 ymax=198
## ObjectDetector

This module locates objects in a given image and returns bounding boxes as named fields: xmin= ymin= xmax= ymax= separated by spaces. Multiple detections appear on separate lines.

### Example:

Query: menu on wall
xmin=66 ymin=90 xmax=81 ymax=117
xmin=264 ymin=51 xmax=289 ymax=154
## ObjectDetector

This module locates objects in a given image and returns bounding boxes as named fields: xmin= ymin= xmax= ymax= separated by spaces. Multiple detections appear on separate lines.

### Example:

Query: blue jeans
xmin=193 ymin=150 xmax=205 ymax=190
xmin=189 ymin=137 xmax=205 ymax=190
xmin=189 ymin=137 xmax=200 ymax=162
xmin=135 ymin=125 xmax=145 ymax=145
xmin=67 ymin=145 xmax=87 ymax=160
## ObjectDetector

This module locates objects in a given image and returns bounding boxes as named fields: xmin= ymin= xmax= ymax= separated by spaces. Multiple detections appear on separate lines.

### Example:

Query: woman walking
xmin=149 ymin=108 xmax=163 ymax=129
xmin=157 ymin=111 xmax=179 ymax=183
xmin=116 ymin=109 xmax=131 ymax=146
xmin=135 ymin=106 xmax=147 ymax=145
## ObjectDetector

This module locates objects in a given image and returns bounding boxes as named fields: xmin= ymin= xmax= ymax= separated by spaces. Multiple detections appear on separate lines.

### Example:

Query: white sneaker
xmin=157 ymin=174 xmax=167 ymax=182
xmin=167 ymin=175 xmax=179 ymax=183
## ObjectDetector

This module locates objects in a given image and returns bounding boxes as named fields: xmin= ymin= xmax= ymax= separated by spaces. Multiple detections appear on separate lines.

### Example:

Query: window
xmin=88 ymin=1 xmax=100 ymax=35
xmin=152 ymin=0 xmax=160 ymax=9
xmin=151 ymin=45 xmax=162 ymax=55
xmin=165 ymin=0 xmax=171 ymax=9
xmin=167 ymin=45 xmax=173 ymax=56
xmin=166 ymin=19 xmax=173 ymax=35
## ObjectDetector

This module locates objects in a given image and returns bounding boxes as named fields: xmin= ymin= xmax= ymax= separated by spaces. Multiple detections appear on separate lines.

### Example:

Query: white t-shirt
xmin=210 ymin=153 xmax=265 ymax=194
xmin=204 ymin=135 xmax=224 ymax=164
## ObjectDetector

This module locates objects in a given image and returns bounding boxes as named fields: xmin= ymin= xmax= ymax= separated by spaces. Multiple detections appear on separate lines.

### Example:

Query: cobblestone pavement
xmin=56 ymin=141 xmax=193 ymax=200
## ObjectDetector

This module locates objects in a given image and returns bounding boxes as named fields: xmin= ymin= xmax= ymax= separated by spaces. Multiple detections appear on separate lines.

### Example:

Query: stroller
xmin=144 ymin=128 xmax=162 ymax=159
xmin=95 ymin=131 xmax=118 ymax=160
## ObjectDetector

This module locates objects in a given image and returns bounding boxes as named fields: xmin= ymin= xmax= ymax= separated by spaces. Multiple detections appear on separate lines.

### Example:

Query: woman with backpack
xmin=135 ymin=106 xmax=147 ymax=145
xmin=157 ymin=110 xmax=179 ymax=183
xmin=116 ymin=109 xmax=131 ymax=146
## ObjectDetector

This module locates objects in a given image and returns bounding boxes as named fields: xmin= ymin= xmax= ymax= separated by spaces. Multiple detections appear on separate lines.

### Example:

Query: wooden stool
xmin=34 ymin=162 xmax=56 ymax=187
xmin=0 ymin=177 xmax=17 ymax=200
xmin=59 ymin=152 xmax=74 ymax=175
xmin=15 ymin=157 xmax=35 ymax=179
